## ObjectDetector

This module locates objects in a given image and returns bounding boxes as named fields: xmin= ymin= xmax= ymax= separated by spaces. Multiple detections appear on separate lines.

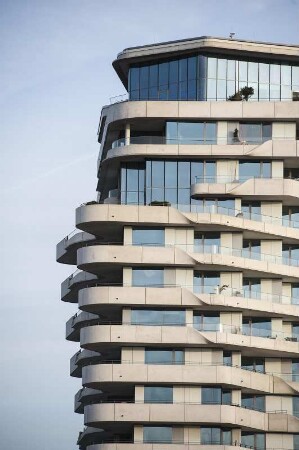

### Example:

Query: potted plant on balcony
xmin=239 ymin=86 xmax=254 ymax=101
xmin=233 ymin=128 xmax=240 ymax=143
xmin=228 ymin=91 xmax=243 ymax=101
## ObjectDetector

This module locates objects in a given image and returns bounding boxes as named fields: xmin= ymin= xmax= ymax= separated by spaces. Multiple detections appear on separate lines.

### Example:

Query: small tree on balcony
xmin=239 ymin=86 xmax=254 ymax=101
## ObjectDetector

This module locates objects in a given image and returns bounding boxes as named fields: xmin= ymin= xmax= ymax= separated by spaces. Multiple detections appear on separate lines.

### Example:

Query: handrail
xmin=110 ymin=135 xmax=296 ymax=149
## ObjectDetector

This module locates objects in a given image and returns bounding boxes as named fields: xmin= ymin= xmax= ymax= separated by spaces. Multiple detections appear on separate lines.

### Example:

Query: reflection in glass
xmin=143 ymin=426 xmax=172 ymax=443
xmin=132 ymin=268 xmax=164 ymax=287
xmin=131 ymin=309 xmax=185 ymax=326
xmin=144 ymin=386 xmax=173 ymax=403
xmin=132 ymin=227 xmax=165 ymax=246
xmin=145 ymin=348 xmax=184 ymax=365
xmin=194 ymin=272 xmax=220 ymax=294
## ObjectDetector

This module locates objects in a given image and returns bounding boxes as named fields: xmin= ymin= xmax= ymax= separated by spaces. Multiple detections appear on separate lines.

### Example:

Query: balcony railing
xmin=110 ymin=135 xmax=277 ymax=148
xmin=95 ymin=197 xmax=299 ymax=229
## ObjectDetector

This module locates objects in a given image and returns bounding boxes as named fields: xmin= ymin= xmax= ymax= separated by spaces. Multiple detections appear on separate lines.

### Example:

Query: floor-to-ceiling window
xmin=129 ymin=54 xmax=299 ymax=102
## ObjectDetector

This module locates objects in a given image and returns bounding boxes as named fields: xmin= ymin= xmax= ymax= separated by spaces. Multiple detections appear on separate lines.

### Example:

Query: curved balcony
xmin=80 ymin=324 xmax=299 ymax=357
xmin=102 ymin=139 xmax=299 ymax=169
xmin=56 ymin=231 xmax=96 ymax=264
xmin=78 ymin=286 xmax=299 ymax=321
xmin=66 ymin=311 xmax=100 ymax=341
xmin=70 ymin=349 xmax=103 ymax=377
xmin=191 ymin=177 xmax=299 ymax=203
xmin=85 ymin=445 xmax=288 ymax=450
xmin=75 ymin=387 xmax=103 ymax=413
xmin=82 ymin=362 xmax=298 ymax=395
xmin=77 ymin=244 xmax=299 ymax=281
xmin=61 ymin=269 xmax=98 ymax=303
xmin=84 ymin=402 xmax=299 ymax=433
xmin=76 ymin=204 xmax=299 ymax=242
xmin=100 ymin=101 xmax=299 ymax=140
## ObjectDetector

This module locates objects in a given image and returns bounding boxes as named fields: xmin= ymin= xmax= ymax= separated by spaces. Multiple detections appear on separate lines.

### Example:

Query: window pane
xmin=132 ymin=268 xmax=164 ymax=286
xmin=159 ymin=62 xmax=168 ymax=87
xmin=132 ymin=228 xmax=165 ymax=246
xmin=144 ymin=386 xmax=173 ymax=403
xmin=239 ymin=61 xmax=247 ymax=82
xmin=207 ymin=58 xmax=217 ymax=78
xmin=132 ymin=309 xmax=185 ymax=326
xmin=217 ymin=59 xmax=227 ymax=79
xmin=227 ymin=59 xmax=235 ymax=80
xmin=248 ymin=62 xmax=258 ymax=82
xmin=143 ymin=426 xmax=172 ymax=443
xmin=149 ymin=65 xmax=158 ymax=87
xmin=165 ymin=161 xmax=177 ymax=187
xmin=270 ymin=64 xmax=280 ymax=84
xmin=179 ymin=58 xmax=187 ymax=81
xmin=188 ymin=57 xmax=197 ymax=80
xmin=151 ymin=161 xmax=164 ymax=187
xmin=169 ymin=60 xmax=178 ymax=84
xmin=259 ymin=63 xmax=269 ymax=83
xmin=145 ymin=349 xmax=184 ymax=365
xmin=130 ymin=67 xmax=139 ymax=91
xmin=281 ymin=65 xmax=291 ymax=85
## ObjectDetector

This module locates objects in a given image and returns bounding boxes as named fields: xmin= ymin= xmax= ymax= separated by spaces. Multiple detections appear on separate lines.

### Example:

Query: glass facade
xmin=145 ymin=348 xmax=184 ymax=365
xmin=144 ymin=386 xmax=173 ymax=403
xmin=194 ymin=232 xmax=220 ymax=253
xmin=129 ymin=54 xmax=299 ymax=101
xmin=121 ymin=160 xmax=236 ymax=212
xmin=131 ymin=309 xmax=185 ymax=326
xmin=132 ymin=227 xmax=165 ymax=246
xmin=243 ymin=278 xmax=261 ymax=300
xmin=230 ymin=122 xmax=272 ymax=144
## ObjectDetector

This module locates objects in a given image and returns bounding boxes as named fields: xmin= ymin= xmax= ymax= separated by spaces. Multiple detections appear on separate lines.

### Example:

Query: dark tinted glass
xmin=143 ymin=426 xmax=172 ymax=443
xmin=144 ymin=386 xmax=173 ymax=403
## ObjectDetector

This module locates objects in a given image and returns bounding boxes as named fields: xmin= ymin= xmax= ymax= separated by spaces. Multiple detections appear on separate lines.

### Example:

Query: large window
xmin=166 ymin=122 xmax=217 ymax=144
xmin=121 ymin=162 xmax=145 ymax=205
xmin=295 ymin=434 xmax=299 ymax=450
xmin=242 ymin=318 xmax=271 ymax=338
xmin=131 ymin=309 xmax=185 ymax=326
xmin=194 ymin=272 xmax=220 ymax=294
xmin=194 ymin=232 xmax=220 ymax=253
xmin=132 ymin=227 xmax=165 ymax=246
xmin=145 ymin=348 xmax=184 ymax=365
xmin=243 ymin=278 xmax=261 ymax=300
xmin=242 ymin=394 xmax=265 ymax=411
xmin=193 ymin=312 xmax=220 ymax=331
xmin=236 ymin=122 xmax=272 ymax=144
xmin=239 ymin=161 xmax=271 ymax=181
xmin=241 ymin=432 xmax=265 ymax=450
xmin=282 ymin=244 xmax=299 ymax=266
xmin=291 ymin=284 xmax=299 ymax=305
xmin=132 ymin=268 xmax=164 ymax=287
xmin=129 ymin=55 xmax=299 ymax=102
xmin=241 ymin=201 xmax=261 ymax=221
xmin=144 ymin=386 xmax=173 ymax=403
xmin=282 ymin=206 xmax=299 ymax=228
xmin=223 ymin=351 xmax=232 ymax=366
xmin=202 ymin=387 xmax=232 ymax=405
xmin=201 ymin=428 xmax=232 ymax=445
xmin=242 ymin=239 xmax=261 ymax=260
xmin=143 ymin=426 xmax=173 ymax=443
xmin=242 ymin=357 xmax=265 ymax=373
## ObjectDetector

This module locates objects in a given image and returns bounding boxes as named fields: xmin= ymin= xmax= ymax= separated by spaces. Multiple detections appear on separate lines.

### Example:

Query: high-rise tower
xmin=57 ymin=36 xmax=299 ymax=449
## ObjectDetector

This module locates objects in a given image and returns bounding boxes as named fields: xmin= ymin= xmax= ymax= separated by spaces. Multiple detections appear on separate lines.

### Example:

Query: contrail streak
xmin=0 ymin=151 xmax=97 ymax=194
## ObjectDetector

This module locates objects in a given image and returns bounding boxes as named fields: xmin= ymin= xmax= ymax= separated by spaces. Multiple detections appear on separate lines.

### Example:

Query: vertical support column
xmin=125 ymin=123 xmax=131 ymax=145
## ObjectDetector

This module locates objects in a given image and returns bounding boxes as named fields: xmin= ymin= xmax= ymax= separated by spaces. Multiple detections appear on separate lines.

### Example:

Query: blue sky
xmin=0 ymin=0 xmax=299 ymax=449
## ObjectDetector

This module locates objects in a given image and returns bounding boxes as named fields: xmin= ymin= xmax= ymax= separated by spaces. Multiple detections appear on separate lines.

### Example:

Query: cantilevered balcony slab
xmin=61 ymin=270 xmax=98 ymax=303
xmin=76 ymin=204 xmax=299 ymax=243
xmin=82 ymin=363 xmax=297 ymax=395
xmin=102 ymin=140 xmax=299 ymax=169
xmin=78 ymin=286 xmax=299 ymax=321
xmin=66 ymin=311 xmax=100 ymax=341
xmin=86 ymin=445 xmax=244 ymax=450
xmin=84 ymin=403 xmax=299 ymax=433
xmin=81 ymin=325 xmax=299 ymax=357
xmin=77 ymin=245 xmax=195 ymax=274
xmin=56 ymin=231 xmax=95 ymax=264
xmin=191 ymin=178 xmax=299 ymax=204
